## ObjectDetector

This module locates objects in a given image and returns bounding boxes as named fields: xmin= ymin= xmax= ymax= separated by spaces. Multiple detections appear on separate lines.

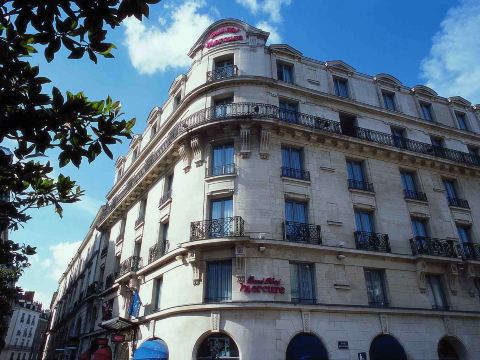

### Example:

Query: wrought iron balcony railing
xmin=354 ymin=231 xmax=391 ymax=253
xmin=159 ymin=190 xmax=172 ymax=207
xmin=190 ymin=216 xmax=245 ymax=241
xmin=85 ymin=281 xmax=102 ymax=297
xmin=447 ymin=197 xmax=470 ymax=209
xmin=348 ymin=179 xmax=374 ymax=192
xmin=148 ymin=240 xmax=169 ymax=264
xmin=207 ymin=65 xmax=238 ymax=82
xmin=410 ymin=236 xmax=459 ymax=258
xmin=404 ymin=189 xmax=428 ymax=201
xmin=118 ymin=256 xmax=142 ymax=277
xmin=206 ymin=163 xmax=236 ymax=177
xmin=461 ymin=242 xmax=480 ymax=260
xmin=281 ymin=167 xmax=310 ymax=181
xmin=283 ymin=221 xmax=322 ymax=245
xmin=104 ymin=272 xmax=117 ymax=289
xmin=98 ymin=101 xmax=480 ymax=225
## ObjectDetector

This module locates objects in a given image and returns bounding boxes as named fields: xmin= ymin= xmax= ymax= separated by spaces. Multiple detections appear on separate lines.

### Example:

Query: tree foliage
xmin=0 ymin=0 xmax=160 ymax=349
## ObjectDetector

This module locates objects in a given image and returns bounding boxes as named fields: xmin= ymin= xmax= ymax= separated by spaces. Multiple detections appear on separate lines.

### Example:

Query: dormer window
xmin=333 ymin=77 xmax=349 ymax=98
xmin=420 ymin=102 xmax=434 ymax=122
xmin=132 ymin=146 xmax=139 ymax=161
xmin=455 ymin=112 xmax=469 ymax=131
xmin=277 ymin=61 xmax=294 ymax=84
xmin=382 ymin=91 xmax=396 ymax=111
xmin=173 ymin=93 xmax=181 ymax=110
xmin=151 ymin=122 xmax=158 ymax=137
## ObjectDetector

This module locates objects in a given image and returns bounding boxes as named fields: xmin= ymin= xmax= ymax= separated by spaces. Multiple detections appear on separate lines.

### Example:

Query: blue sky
xmin=10 ymin=0 xmax=480 ymax=306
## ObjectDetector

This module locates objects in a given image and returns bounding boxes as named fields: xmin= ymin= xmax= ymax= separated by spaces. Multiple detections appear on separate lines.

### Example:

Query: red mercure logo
xmin=240 ymin=276 xmax=285 ymax=294
xmin=205 ymin=26 xmax=243 ymax=48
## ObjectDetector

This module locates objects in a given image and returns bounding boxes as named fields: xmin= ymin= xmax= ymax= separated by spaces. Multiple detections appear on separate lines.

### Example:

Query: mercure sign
xmin=205 ymin=26 xmax=243 ymax=48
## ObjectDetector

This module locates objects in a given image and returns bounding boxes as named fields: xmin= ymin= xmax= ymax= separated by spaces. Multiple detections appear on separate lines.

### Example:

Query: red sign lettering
xmin=240 ymin=276 xmax=285 ymax=294
xmin=205 ymin=26 xmax=243 ymax=48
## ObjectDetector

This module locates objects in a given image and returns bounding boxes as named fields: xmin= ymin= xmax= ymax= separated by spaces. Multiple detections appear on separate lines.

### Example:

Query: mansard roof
xmin=448 ymin=96 xmax=471 ymax=107
xmin=374 ymin=73 xmax=402 ymax=87
xmin=411 ymin=85 xmax=438 ymax=97
xmin=324 ymin=60 xmax=356 ymax=74
xmin=269 ymin=44 xmax=303 ymax=59
xmin=188 ymin=18 xmax=269 ymax=58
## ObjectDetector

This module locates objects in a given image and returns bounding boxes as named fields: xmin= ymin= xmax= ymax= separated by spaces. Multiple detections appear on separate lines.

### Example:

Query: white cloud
xmin=256 ymin=21 xmax=282 ymax=44
xmin=420 ymin=0 xmax=480 ymax=103
xmin=70 ymin=194 xmax=103 ymax=216
xmin=48 ymin=241 xmax=82 ymax=280
xmin=236 ymin=0 xmax=291 ymax=23
xmin=123 ymin=1 xmax=214 ymax=75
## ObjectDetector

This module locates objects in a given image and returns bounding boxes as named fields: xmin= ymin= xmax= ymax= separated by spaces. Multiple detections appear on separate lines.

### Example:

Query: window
xmin=132 ymin=146 xmax=139 ymax=161
xmin=285 ymin=200 xmax=308 ymax=224
xmin=117 ymin=217 xmax=126 ymax=243
xmin=355 ymin=210 xmax=375 ymax=234
xmin=173 ymin=93 xmax=181 ymax=110
xmin=211 ymin=143 xmax=234 ymax=176
xmin=26 ymin=314 xmax=30 ymax=324
xmin=209 ymin=198 xmax=233 ymax=237
xmin=333 ymin=77 xmax=349 ymax=97
xmin=136 ymin=198 xmax=147 ymax=225
xmin=420 ymin=102 xmax=434 ymax=121
xmin=277 ymin=61 xmax=294 ymax=83
xmin=279 ymin=100 xmax=299 ymax=123
xmin=214 ymin=97 xmax=233 ymax=118
xmin=426 ymin=275 xmax=448 ymax=310
xmin=382 ymin=91 xmax=396 ymax=111
xmin=347 ymin=160 xmax=371 ymax=191
xmin=151 ymin=122 xmax=158 ymax=137
xmin=158 ymin=222 xmax=169 ymax=255
xmin=153 ymin=278 xmax=162 ymax=311
xmin=290 ymin=262 xmax=315 ymax=303
xmin=205 ymin=261 xmax=232 ymax=302
xmin=443 ymin=179 xmax=458 ymax=200
xmin=133 ymin=241 xmax=141 ymax=258
xmin=281 ymin=147 xmax=307 ymax=180
xmin=401 ymin=170 xmax=425 ymax=200
xmin=391 ymin=127 xmax=406 ymax=148
xmin=411 ymin=218 xmax=428 ymax=239
xmin=364 ymin=269 xmax=388 ymax=307
xmin=214 ymin=57 xmax=234 ymax=77
xmin=457 ymin=225 xmax=473 ymax=259
xmin=20 ymin=313 xmax=24 ymax=323
xmin=160 ymin=173 xmax=173 ymax=206
xmin=339 ymin=113 xmax=356 ymax=136
xmin=455 ymin=112 xmax=469 ymax=131
xmin=430 ymin=136 xmax=443 ymax=148
xmin=16 ymin=330 xmax=20 ymax=336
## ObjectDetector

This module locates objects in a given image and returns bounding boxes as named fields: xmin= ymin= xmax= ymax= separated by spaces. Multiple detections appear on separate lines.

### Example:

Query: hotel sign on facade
xmin=204 ymin=26 xmax=244 ymax=48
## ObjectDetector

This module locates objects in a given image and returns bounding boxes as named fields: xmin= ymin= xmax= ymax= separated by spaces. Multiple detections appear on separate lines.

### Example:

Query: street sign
xmin=358 ymin=352 xmax=367 ymax=360
xmin=338 ymin=341 xmax=349 ymax=349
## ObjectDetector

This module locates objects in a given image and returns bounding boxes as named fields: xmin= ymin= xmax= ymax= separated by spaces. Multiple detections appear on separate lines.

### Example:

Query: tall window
xmin=136 ymin=198 xmax=147 ymax=224
xmin=277 ymin=61 xmax=294 ymax=83
xmin=364 ymin=269 xmax=388 ymax=307
xmin=153 ymin=278 xmax=162 ymax=311
xmin=290 ymin=262 xmax=315 ymax=303
xmin=214 ymin=97 xmax=233 ymax=117
xmin=333 ymin=77 xmax=349 ymax=97
xmin=279 ymin=100 xmax=299 ymax=123
xmin=430 ymin=136 xmax=443 ymax=148
xmin=159 ymin=222 xmax=169 ymax=255
xmin=281 ymin=146 xmax=305 ymax=179
xmin=205 ymin=261 xmax=232 ymax=302
xmin=455 ymin=112 xmax=469 ymax=131
xmin=443 ymin=179 xmax=458 ymax=200
xmin=401 ymin=170 xmax=425 ymax=200
xmin=211 ymin=143 xmax=234 ymax=176
xmin=391 ymin=127 xmax=406 ymax=148
xmin=210 ymin=198 xmax=233 ymax=237
xmin=285 ymin=200 xmax=308 ymax=224
xmin=133 ymin=241 xmax=141 ymax=258
xmin=355 ymin=210 xmax=375 ymax=234
xmin=420 ymin=102 xmax=434 ymax=121
xmin=214 ymin=57 xmax=234 ymax=79
xmin=173 ymin=93 xmax=181 ymax=110
xmin=118 ymin=217 xmax=126 ymax=241
xmin=20 ymin=313 xmax=24 ymax=323
xmin=347 ymin=160 xmax=371 ymax=191
xmin=382 ymin=91 xmax=396 ymax=111
xmin=457 ymin=225 xmax=472 ymax=259
xmin=411 ymin=218 xmax=428 ymax=239
xmin=426 ymin=275 xmax=448 ymax=310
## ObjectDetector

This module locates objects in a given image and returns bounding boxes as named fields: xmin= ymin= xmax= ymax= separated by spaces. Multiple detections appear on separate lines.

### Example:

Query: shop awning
xmin=92 ymin=347 xmax=112 ymax=360
xmin=133 ymin=339 xmax=168 ymax=360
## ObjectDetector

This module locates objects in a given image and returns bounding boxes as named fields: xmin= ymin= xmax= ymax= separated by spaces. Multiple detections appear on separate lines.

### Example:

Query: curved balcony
xmin=354 ymin=231 xmax=391 ymax=253
xmin=410 ymin=236 xmax=459 ymax=258
xmin=118 ymin=256 xmax=142 ymax=277
xmin=461 ymin=242 xmax=480 ymax=260
xmin=283 ymin=221 xmax=321 ymax=245
xmin=190 ymin=216 xmax=245 ymax=241
xmin=207 ymin=65 xmax=238 ymax=82
xmin=148 ymin=241 xmax=169 ymax=264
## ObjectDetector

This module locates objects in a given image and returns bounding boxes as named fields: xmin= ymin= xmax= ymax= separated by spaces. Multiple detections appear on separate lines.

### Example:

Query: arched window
xmin=197 ymin=333 xmax=239 ymax=360
xmin=369 ymin=334 xmax=406 ymax=360
xmin=438 ymin=336 xmax=468 ymax=360
xmin=286 ymin=333 xmax=328 ymax=360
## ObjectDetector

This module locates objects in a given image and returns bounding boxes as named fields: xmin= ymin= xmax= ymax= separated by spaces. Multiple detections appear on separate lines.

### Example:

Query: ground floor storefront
xmin=132 ymin=306 xmax=479 ymax=360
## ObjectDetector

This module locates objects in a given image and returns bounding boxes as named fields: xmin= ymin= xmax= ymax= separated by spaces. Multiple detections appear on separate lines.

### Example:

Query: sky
xmin=8 ymin=0 xmax=480 ymax=307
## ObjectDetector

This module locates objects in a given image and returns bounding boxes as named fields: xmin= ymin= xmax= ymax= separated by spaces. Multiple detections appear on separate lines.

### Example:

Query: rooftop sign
xmin=205 ymin=26 xmax=243 ymax=49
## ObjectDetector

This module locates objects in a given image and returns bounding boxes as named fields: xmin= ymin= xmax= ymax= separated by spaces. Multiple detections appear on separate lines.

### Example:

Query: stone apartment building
xmin=43 ymin=19 xmax=480 ymax=360
xmin=1 ymin=292 xmax=49 ymax=360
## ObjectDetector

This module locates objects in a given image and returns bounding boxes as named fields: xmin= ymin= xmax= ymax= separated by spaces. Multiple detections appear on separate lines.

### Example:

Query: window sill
xmin=348 ymin=187 xmax=375 ymax=196
xmin=158 ymin=198 xmax=172 ymax=210
xmin=134 ymin=220 xmax=145 ymax=230
xmin=448 ymin=205 xmax=471 ymax=212
xmin=205 ymin=173 xmax=237 ymax=182
xmin=281 ymin=176 xmax=311 ymax=185
xmin=405 ymin=197 xmax=428 ymax=205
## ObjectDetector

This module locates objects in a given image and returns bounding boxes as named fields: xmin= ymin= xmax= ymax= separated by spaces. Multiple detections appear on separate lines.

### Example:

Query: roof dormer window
xmin=173 ymin=93 xmax=181 ymax=111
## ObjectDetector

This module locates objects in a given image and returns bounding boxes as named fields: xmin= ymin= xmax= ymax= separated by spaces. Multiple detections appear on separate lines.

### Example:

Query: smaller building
xmin=0 ymin=292 xmax=49 ymax=360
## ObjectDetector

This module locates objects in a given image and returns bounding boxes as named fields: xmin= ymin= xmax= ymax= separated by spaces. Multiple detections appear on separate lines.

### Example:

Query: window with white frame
xmin=277 ymin=61 xmax=294 ymax=83
xmin=364 ymin=268 xmax=388 ymax=307
xmin=382 ymin=91 xmax=396 ymax=111
xmin=333 ymin=77 xmax=349 ymax=97
xmin=426 ymin=275 xmax=448 ymax=310
xmin=290 ymin=262 xmax=316 ymax=304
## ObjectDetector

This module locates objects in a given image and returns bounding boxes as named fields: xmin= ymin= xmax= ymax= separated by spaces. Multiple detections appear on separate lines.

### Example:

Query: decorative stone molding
xmin=301 ymin=311 xmax=311 ymax=333
xmin=448 ymin=264 xmax=459 ymax=295
xmin=211 ymin=312 xmax=220 ymax=332
xmin=379 ymin=314 xmax=389 ymax=334
xmin=416 ymin=261 xmax=427 ymax=292
xmin=178 ymin=141 xmax=192 ymax=173
xmin=190 ymin=135 xmax=204 ymax=166
xmin=259 ymin=126 xmax=271 ymax=159
xmin=187 ymin=251 xmax=201 ymax=285
xmin=239 ymin=124 xmax=251 ymax=158
xmin=235 ymin=245 xmax=246 ymax=283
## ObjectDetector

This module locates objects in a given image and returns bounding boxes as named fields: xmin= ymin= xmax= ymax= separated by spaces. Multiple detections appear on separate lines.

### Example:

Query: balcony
xmin=354 ymin=231 xmax=391 ymax=253
xmin=135 ymin=217 xmax=145 ymax=228
xmin=447 ymin=197 xmax=470 ymax=209
xmin=206 ymin=64 xmax=238 ymax=82
xmin=404 ymin=189 xmax=427 ymax=202
xmin=104 ymin=272 xmax=117 ymax=289
xmin=190 ymin=216 xmax=245 ymax=241
xmin=118 ymin=256 xmax=142 ymax=277
xmin=410 ymin=236 xmax=459 ymax=258
xmin=281 ymin=167 xmax=310 ymax=181
xmin=461 ymin=242 xmax=480 ymax=260
xmin=283 ymin=221 xmax=322 ymax=245
xmin=348 ymin=179 xmax=374 ymax=192
xmin=159 ymin=190 xmax=172 ymax=207
xmin=148 ymin=241 xmax=169 ymax=264
xmin=85 ymin=281 xmax=102 ymax=297
xmin=206 ymin=163 xmax=236 ymax=177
